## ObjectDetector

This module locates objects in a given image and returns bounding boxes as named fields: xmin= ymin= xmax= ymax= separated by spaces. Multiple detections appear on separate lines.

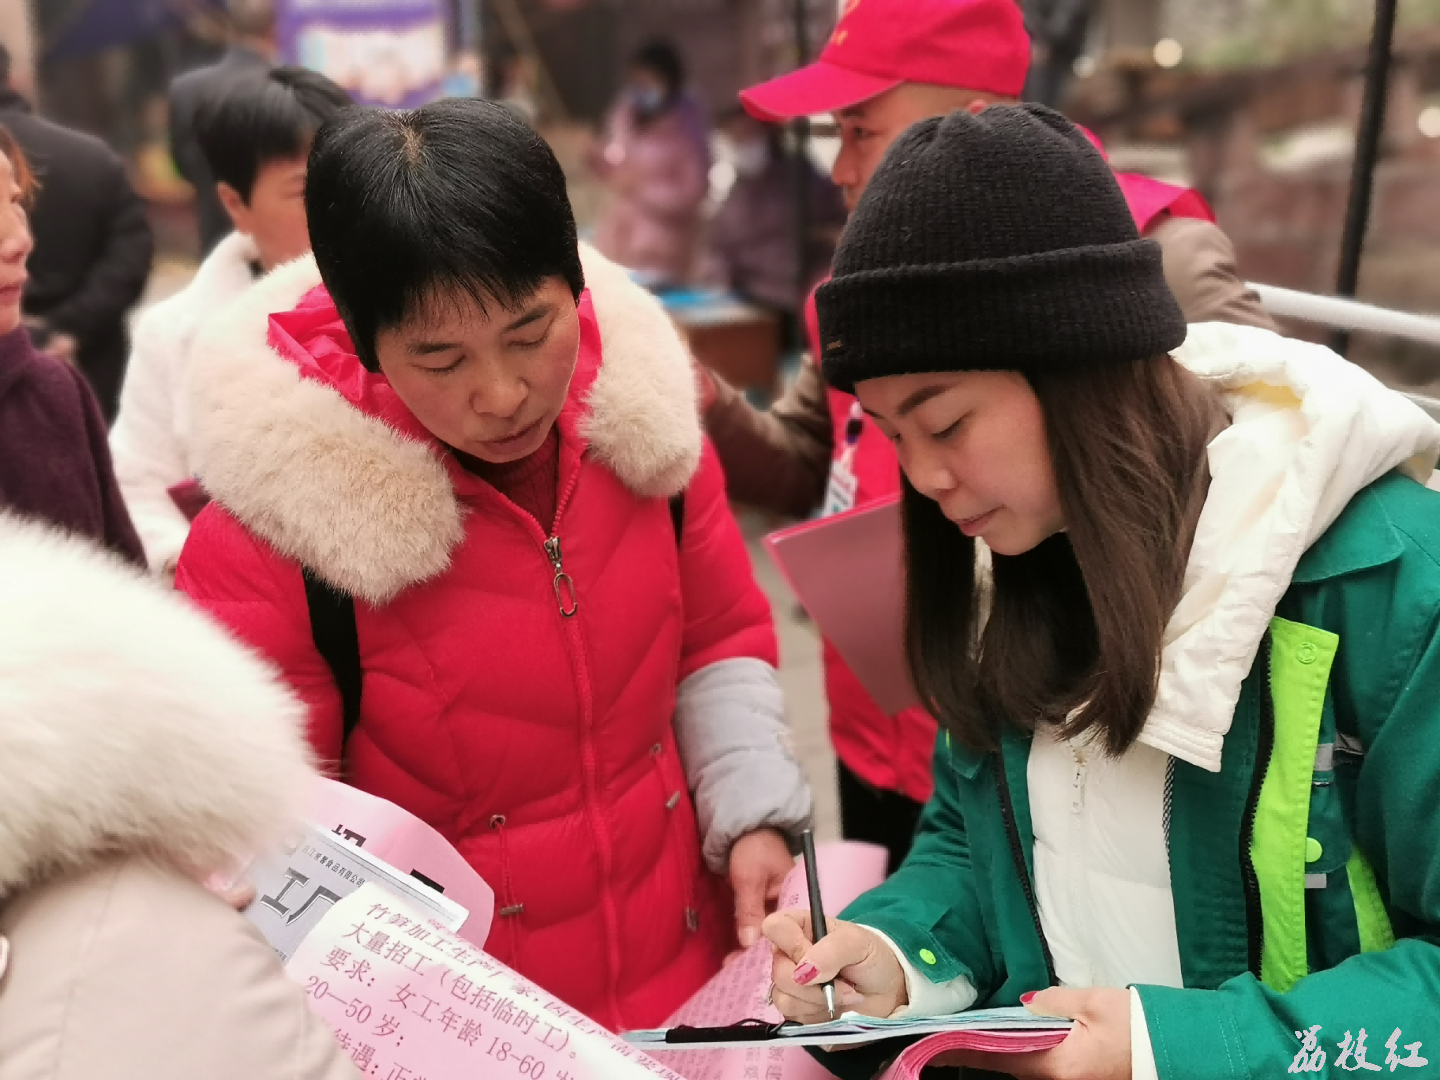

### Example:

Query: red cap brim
xmin=740 ymin=60 xmax=902 ymax=122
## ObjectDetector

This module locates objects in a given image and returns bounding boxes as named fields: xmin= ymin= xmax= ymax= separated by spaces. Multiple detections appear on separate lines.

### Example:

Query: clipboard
xmin=624 ymin=1006 xmax=1071 ymax=1051
xmin=763 ymin=497 xmax=921 ymax=715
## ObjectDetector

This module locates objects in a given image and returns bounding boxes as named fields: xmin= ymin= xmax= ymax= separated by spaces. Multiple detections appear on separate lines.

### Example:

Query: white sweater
xmin=110 ymin=233 xmax=259 ymax=572
xmin=873 ymin=321 xmax=1440 ymax=1077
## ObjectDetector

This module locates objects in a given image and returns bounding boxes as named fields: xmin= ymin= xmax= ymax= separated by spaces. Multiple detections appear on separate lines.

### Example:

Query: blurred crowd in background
xmin=8 ymin=0 xmax=1440 ymax=424
xmin=4 ymin=3 xmax=1440 ymax=1067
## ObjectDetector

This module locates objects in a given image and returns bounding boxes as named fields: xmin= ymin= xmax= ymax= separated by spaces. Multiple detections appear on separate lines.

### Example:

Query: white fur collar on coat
xmin=0 ymin=514 xmax=315 ymax=900
xmin=188 ymin=243 xmax=701 ymax=606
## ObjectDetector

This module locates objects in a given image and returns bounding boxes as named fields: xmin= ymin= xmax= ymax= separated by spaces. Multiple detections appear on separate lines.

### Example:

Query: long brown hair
xmin=904 ymin=353 xmax=1227 ymax=756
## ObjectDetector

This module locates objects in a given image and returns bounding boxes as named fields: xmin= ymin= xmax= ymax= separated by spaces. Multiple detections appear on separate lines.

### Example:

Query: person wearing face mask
xmin=703 ymin=108 xmax=845 ymax=348
xmin=765 ymin=103 xmax=1440 ymax=1080
xmin=174 ymin=99 xmax=812 ymax=1033
xmin=590 ymin=38 xmax=711 ymax=288
xmin=110 ymin=67 xmax=351 ymax=579
xmin=0 ymin=124 xmax=143 ymax=565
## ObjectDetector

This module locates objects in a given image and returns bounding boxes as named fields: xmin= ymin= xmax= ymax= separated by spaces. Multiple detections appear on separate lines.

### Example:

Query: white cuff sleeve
xmin=860 ymin=925 xmax=977 ymax=1019
xmin=1130 ymin=986 xmax=1160 ymax=1080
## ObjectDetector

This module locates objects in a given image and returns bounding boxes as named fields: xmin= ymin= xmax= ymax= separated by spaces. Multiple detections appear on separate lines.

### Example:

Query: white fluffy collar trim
xmin=0 ymin=514 xmax=315 ymax=898
xmin=187 ymin=244 xmax=701 ymax=605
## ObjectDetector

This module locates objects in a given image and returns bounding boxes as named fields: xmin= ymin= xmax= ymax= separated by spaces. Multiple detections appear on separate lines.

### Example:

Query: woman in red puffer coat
xmin=175 ymin=100 xmax=812 ymax=1033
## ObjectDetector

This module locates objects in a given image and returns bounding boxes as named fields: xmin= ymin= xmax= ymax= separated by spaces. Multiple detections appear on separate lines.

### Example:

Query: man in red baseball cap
xmin=743 ymin=0 xmax=1027 ymax=213
xmin=701 ymin=0 xmax=1276 ymax=873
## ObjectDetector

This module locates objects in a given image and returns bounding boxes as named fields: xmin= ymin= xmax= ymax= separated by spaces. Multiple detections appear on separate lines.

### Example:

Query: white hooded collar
xmin=190 ymin=230 xmax=262 ymax=304
xmin=1140 ymin=322 xmax=1440 ymax=772
xmin=138 ymin=230 xmax=260 ymax=335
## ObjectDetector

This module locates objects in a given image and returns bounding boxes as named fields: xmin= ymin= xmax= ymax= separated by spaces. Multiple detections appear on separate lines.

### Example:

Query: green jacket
xmin=823 ymin=472 xmax=1440 ymax=1080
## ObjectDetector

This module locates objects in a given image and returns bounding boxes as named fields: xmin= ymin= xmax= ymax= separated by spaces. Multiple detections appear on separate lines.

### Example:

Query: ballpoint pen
xmin=799 ymin=828 xmax=837 ymax=1020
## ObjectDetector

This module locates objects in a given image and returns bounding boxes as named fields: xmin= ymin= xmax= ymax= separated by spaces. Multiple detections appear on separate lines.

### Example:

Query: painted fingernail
xmin=793 ymin=962 xmax=819 ymax=985
xmin=1020 ymin=991 xmax=1038 ymax=1005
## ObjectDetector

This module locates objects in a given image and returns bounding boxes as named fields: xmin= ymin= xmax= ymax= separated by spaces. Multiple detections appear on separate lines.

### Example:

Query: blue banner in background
xmin=276 ymin=0 xmax=447 ymax=108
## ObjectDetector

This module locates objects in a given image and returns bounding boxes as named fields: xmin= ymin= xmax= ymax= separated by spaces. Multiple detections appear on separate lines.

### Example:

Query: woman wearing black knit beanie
xmin=762 ymin=104 xmax=1440 ymax=1080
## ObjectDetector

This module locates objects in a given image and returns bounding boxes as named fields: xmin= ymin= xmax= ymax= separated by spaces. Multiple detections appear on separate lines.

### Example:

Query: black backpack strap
xmin=301 ymin=566 xmax=363 ymax=748
xmin=669 ymin=491 xmax=686 ymax=547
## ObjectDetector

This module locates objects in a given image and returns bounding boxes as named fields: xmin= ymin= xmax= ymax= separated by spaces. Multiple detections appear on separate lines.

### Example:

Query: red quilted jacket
xmin=176 ymin=251 xmax=777 ymax=1032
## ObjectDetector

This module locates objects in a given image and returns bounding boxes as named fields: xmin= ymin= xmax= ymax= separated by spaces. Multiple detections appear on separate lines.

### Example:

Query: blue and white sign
xmin=277 ymin=0 xmax=447 ymax=108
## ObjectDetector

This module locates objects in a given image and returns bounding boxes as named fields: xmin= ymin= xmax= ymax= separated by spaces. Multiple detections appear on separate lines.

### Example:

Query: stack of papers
xmin=883 ymin=1022 xmax=1070 ymax=1080
xmin=621 ymin=840 xmax=1071 ymax=1079
xmin=637 ymin=842 xmax=889 ymax=1080
xmin=245 ymin=818 xmax=469 ymax=963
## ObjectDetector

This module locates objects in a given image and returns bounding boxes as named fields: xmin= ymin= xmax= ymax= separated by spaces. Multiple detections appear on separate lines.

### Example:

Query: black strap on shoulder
xmin=302 ymin=567 xmax=363 ymax=748
xmin=669 ymin=491 xmax=686 ymax=546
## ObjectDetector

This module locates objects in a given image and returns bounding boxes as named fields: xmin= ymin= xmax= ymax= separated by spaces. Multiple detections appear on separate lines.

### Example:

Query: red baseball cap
xmin=740 ymin=0 xmax=1031 ymax=122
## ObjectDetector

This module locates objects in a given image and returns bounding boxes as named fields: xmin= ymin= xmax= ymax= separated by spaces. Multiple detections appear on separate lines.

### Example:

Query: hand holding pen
xmin=800 ymin=829 xmax=839 ymax=1019
xmin=759 ymin=833 xmax=910 ymax=1025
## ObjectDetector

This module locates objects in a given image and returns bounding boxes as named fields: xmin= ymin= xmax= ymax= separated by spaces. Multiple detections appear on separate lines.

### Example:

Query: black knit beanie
xmin=817 ymin=104 xmax=1187 ymax=394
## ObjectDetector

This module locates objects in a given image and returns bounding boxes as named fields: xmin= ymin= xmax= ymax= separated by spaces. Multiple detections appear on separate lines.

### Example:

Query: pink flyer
xmin=288 ymin=882 xmax=687 ymax=1080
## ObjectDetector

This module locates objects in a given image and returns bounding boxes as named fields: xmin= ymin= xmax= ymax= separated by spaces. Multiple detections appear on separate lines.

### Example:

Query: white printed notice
xmin=287 ymin=882 xmax=688 ymax=1080
xmin=247 ymin=821 xmax=469 ymax=964
xmin=300 ymin=778 xmax=496 ymax=941
xmin=244 ymin=778 xmax=494 ymax=963
xmin=648 ymin=841 xmax=890 ymax=1080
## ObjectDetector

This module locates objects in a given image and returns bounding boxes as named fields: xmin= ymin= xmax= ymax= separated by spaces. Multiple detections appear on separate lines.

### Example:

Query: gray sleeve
xmin=673 ymin=657 xmax=814 ymax=874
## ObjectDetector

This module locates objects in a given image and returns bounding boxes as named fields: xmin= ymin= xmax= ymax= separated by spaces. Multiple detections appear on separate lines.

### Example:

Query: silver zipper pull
xmin=544 ymin=536 xmax=578 ymax=617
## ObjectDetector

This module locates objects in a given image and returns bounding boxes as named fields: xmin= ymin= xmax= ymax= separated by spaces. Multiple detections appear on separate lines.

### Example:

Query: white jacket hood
xmin=110 ymin=231 xmax=262 ymax=572
xmin=1142 ymin=322 xmax=1440 ymax=772
xmin=0 ymin=514 xmax=317 ymax=899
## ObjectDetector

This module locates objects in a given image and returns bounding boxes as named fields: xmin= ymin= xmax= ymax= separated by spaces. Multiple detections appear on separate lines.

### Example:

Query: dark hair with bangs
xmin=631 ymin=38 xmax=685 ymax=96
xmin=304 ymin=98 xmax=584 ymax=373
xmin=905 ymin=355 xmax=1227 ymax=757
xmin=196 ymin=66 xmax=351 ymax=202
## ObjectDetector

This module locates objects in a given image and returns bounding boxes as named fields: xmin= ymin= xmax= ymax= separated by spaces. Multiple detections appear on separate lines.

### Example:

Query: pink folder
xmin=763 ymin=498 xmax=921 ymax=716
